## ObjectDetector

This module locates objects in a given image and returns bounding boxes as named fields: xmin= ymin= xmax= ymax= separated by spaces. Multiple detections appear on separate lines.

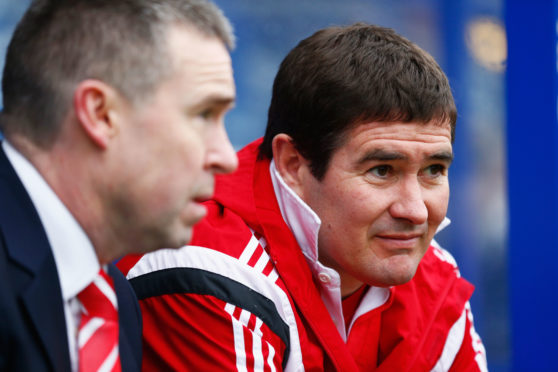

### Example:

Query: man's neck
xmin=7 ymin=134 xmax=119 ymax=263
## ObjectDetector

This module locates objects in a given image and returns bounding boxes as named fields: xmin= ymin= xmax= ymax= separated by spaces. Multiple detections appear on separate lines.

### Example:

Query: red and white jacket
xmin=118 ymin=139 xmax=487 ymax=371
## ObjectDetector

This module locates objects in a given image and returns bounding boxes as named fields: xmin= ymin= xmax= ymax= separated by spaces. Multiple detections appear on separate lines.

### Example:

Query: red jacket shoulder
xmin=189 ymin=200 xmax=255 ymax=259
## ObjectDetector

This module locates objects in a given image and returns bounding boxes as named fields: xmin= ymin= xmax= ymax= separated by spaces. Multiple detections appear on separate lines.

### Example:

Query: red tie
xmin=77 ymin=269 xmax=122 ymax=372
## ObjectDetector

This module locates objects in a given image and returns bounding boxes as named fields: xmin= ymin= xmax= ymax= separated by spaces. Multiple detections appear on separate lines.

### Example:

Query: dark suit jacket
xmin=0 ymin=145 xmax=142 ymax=371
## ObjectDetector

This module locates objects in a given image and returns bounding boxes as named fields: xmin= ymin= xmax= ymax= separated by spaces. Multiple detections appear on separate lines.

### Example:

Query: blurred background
xmin=0 ymin=1 xmax=548 ymax=371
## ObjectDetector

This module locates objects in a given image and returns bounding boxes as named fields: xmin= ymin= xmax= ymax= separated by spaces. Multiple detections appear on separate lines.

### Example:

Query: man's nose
xmin=205 ymin=124 xmax=238 ymax=174
xmin=388 ymin=176 xmax=428 ymax=225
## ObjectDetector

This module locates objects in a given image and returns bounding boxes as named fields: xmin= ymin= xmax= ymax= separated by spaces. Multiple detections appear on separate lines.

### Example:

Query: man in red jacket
xmin=119 ymin=23 xmax=487 ymax=371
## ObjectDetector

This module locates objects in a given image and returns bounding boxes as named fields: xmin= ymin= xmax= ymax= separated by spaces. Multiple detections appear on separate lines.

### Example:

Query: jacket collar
xmin=269 ymin=160 xmax=320 ymax=262
xmin=246 ymin=144 xmax=361 ymax=370
xmin=0 ymin=143 xmax=72 ymax=372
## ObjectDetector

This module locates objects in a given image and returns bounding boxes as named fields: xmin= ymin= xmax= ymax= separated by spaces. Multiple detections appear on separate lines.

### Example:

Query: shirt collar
xmin=269 ymin=160 xmax=321 ymax=262
xmin=2 ymin=141 xmax=100 ymax=301
xmin=436 ymin=215 xmax=451 ymax=233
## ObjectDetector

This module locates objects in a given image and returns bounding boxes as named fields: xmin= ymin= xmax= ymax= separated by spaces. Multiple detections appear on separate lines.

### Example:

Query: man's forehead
xmin=349 ymin=120 xmax=452 ymax=139
xmin=166 ymin=24 xmax=232 ymax=68
xmin=355 ymin=147 xmax=454 ymax=166
xmin=335 ymin=120 xmax=453 ymax=158
xmin=161 ymin=25 xmax=235 ymax=102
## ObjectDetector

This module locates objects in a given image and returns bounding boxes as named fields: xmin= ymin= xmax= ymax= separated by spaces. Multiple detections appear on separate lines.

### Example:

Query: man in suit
xmin=0 ymin=0 xmax=237 ymax=371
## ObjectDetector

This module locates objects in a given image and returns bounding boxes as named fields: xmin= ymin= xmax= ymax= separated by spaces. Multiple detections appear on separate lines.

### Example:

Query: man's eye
xmin=369 ymin=165 xmax=392 ymax=178
xmin=424 ymin=164 xmax=446 ymax=177
xmin=198 ymin=109 xmax=213 ymax=120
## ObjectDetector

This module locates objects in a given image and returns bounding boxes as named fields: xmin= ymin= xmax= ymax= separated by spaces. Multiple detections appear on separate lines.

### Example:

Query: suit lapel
xmin=108 ymin=265 xmax=142 ymax=371
xmin=0 ymin=146 xmax=72 ymax=372
xmin=20 ymin=258 xmax=72 ymax=372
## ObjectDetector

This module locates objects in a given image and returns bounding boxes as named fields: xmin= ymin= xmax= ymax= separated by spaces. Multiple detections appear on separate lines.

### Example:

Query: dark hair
xmin=0 ymin=0 xmax=234 ymax=148
xmin=259 ymin=23 xmax=456 ymax=180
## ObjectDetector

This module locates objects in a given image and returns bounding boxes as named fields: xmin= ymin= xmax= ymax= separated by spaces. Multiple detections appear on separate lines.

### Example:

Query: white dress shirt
xmin=3 ymin=140 xmax=100 ymax=372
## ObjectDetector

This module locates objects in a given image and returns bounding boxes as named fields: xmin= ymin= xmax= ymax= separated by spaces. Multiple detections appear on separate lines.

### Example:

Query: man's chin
xmin=151 ymin=227 xmax=193 ymax=252
xmin=372 ymin=263 xmax=420 ymax=287
xmin=387 ymin=267 xmax=420 ymax=286
xmin=172 ymin=228 xmax=194 ymax=249
xmin=182 ymin=200 xmax=209 ymax=225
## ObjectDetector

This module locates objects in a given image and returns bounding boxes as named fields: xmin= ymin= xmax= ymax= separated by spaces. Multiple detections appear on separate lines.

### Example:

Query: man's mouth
xmin=374 ymin=232 xmax=424 ymax=250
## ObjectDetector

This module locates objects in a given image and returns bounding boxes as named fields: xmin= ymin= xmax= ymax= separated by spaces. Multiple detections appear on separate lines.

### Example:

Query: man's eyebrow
xmin=357 ymin=149 xmax=454 ymax=164
xmin=194 ymin=94 xmax=236 ymax=109
xmin=357 ymin=149 xmax=407 ymax=164
xmin=429 ymin=151 xmax=454 ymax=164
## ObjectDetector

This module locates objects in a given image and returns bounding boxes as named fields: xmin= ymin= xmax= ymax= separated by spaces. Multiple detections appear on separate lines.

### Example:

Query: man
xmin=119 ymin=24 xmax=487 ymax=371
xmin=0 ymin=0 xmax=237 ymax=371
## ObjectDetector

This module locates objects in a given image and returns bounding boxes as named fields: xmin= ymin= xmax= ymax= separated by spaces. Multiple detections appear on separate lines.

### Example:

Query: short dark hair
xmin=259 ymin=23 xmax=456 ymax=180
xmin=0 ymin=0 xmax=234 ymax=148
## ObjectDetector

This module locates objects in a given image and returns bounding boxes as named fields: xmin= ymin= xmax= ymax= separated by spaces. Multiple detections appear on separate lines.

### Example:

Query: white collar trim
xmin=269 ymin=160 xmax=321 ymax=262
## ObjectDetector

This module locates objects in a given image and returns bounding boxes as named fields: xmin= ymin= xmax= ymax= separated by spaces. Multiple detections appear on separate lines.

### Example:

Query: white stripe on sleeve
xmin=253 ymin=317 xmax=264 ymax=371
xmin=430 ymin=308 xmax=466 ymax=372
xmin=225 ymin=304 xmax=248 ymax=372
xmin=239 ymin=235 xmax=260 ymax=264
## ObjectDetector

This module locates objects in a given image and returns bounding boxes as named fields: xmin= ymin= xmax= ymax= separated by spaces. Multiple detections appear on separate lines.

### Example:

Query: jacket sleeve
xmin=422 ymin=244 xmax=487 ymax=372
xmin=122 ymin=204 xmax=296 ymax=371
xmin=138 ymin=291 xmax=288 ymax=371
xmin=447 ymin=302 xmax=488 ymax=372
xmin=430 ymin=300 xmax=487 ymax=372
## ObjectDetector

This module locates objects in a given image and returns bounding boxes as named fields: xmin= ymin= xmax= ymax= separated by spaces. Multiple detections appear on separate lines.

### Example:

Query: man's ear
xmin=272 ymin=134 xmax=309 ymax=196
xmin=73 ymin=79 xmax=123 ymax=149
